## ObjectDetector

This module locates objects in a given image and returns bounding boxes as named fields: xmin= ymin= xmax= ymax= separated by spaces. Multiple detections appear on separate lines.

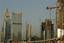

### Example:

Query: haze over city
xmin=0 ymin=0 xmax=56 ymax=40
xmin=0 ymin=0 xmax=64 ymax=43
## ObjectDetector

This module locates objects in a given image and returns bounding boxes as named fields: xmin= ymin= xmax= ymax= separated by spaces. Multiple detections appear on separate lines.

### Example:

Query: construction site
xmin=0 ymin=0 xmax=64 ymax=43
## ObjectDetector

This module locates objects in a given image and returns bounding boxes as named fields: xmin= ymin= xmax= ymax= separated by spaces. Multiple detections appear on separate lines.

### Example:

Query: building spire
xmin=5 ymin=8 xmax=10 ymax=17
xmin=6 ymin=8 xmax=8 ymax=12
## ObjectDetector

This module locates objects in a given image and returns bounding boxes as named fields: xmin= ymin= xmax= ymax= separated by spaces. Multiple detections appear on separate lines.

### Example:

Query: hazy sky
xmin=0 ymin=0 xmax=56 ymax=40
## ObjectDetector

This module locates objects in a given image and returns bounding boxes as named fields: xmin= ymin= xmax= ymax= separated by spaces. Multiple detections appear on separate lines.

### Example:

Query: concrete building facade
xmin=11 ymin=12 xmax=22 ymax=41
xmin=2 ymin=8 xmax=11 ymax=43
xmin=26 ymin=24 xmax=32 ymax=41
xmin=41 ymin=19 xmax=54 ymax=40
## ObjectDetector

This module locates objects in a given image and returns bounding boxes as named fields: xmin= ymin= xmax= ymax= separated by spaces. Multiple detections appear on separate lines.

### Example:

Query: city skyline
xmin=0 ymin=0 xmax=56 ymax=40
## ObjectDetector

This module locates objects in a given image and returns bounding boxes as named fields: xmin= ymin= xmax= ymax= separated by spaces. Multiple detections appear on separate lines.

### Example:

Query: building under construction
xmin=56 ymin=0 xmax=64 ymax=29
xmin=28 ymin=0 xmax=64 ymax=43
xmin=56 ymin=0 xmax=64 ymax=38
xmin=41 ymin=19 xmax=54 ymax=40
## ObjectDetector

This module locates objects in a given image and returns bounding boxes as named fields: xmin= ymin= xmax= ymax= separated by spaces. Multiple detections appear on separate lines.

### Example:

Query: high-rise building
xmin=11 ymin=12 xmax=22 ymax=41
xmin=2 ymin=8 xmax=11 ymax=43
xmin=41 ymin=22 xmax=46 ymax=40
xmin=26 ymin=24 xmax=29 ymax=41
xmin=41 ymin=19 xmax=54 ymax=40
xmin=26 ymin=23 xmax=32 ymax=41
xmin=45 ymin=19 xmax=54 ymax=39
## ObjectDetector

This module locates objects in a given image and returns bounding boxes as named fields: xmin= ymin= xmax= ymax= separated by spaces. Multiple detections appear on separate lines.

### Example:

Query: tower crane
xmin=46 ymin=6 xmax=59 ymax=38
xmin=46 ymin=6 xmax=59 ymax=20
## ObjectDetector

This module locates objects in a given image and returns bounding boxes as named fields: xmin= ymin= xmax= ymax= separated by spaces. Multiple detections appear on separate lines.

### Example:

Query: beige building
xmin=11 ymin=12 xmax=22 ymax=41
xmin=26 ymin=24 xmax=32 ymax=41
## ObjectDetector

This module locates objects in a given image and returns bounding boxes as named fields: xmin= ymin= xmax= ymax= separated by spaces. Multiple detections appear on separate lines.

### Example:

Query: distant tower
xmin=26 ymin=24 xmax=29 ymax=41
xmin=26 ymin=23 xmax=32 ymax=41
xmin=41 ymin=19 xmax=54 ymax=40
xmin=29 ymin=24 xmax=32 ymax=41
xmin=12 ymin=12 xmax=22 ymax=41
xmin=45 ymin=19 xmax=54 ymax=39
xmin=2 ymin=8 xmax=11 ymax=43
xmin=41 ymin=22 xmax=46 ymax=40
